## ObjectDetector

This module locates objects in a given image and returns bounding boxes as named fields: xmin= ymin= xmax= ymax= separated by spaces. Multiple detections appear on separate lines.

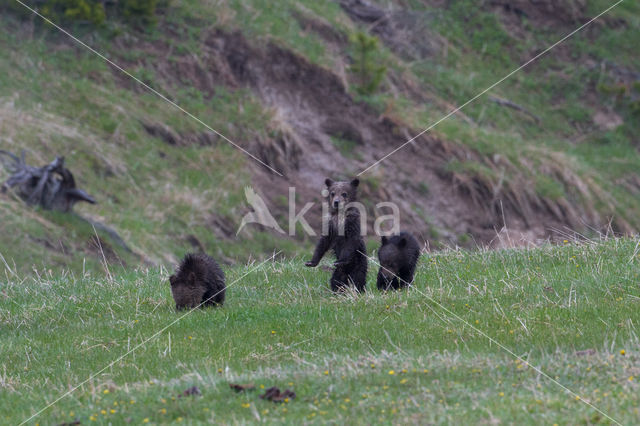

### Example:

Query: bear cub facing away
xmin=377 ymin=232 xmax=420 ymax=291
xmin=169 ymin=253 xmax=226 ymax=310
xmin=305 ymin=178 xmax=368 ymax=292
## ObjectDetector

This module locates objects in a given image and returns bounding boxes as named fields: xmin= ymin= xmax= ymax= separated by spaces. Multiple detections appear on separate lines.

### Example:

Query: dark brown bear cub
xmin=377 ymin=232 xmax=420 ymax=291
xmin=169 ymin=253 xmax=226 ymax=310
xmin=305 ymin=178 xmax=368 ymax=292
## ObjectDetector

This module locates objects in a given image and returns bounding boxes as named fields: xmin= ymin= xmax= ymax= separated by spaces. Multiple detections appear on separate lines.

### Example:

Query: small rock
xmin=259 ymin=386 xmax=296 ymax=402
xmin=179 ymin=386 xmax=201 ymax=397
xmin=229 ymin=383 xmax=256 ymax=392
xmin=593 ymin=111 xmax=623 ymax=131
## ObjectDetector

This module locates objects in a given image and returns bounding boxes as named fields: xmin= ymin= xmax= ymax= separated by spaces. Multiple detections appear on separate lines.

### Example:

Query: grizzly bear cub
xmin=169 ymin=253 xmax=226 ymax=310
xmin=377 ymin=232 xmax=420 ymax=291
xmin=305 ymin=178 xmax=368 ymax=292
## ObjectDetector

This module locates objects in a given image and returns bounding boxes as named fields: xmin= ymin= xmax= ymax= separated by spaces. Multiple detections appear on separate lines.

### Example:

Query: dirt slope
xmin=124 ymin=27 xmax=601 ymax=249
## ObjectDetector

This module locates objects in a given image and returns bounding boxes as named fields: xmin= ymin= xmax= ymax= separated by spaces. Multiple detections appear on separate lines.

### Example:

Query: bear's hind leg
xmin=348 ymin=260 xmax=368 ymax=293
xmin=330 ymin=268 xmax=350 ymax=292
xmin=202 ymin=282 xmax=225 ymax=306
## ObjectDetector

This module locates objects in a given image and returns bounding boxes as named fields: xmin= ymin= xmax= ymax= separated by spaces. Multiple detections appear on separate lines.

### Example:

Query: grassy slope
xmin=0 ymin=12 xmax=301 ymax=273
xmin=0 ymin=0 xmax=351 ymax=272
xmin=410 ymin=0 xmax=640 ymax=226
xmin=1 ymin=1 xmax=640 ymax=271
xmin=1 ymin=239 xmax=640 ymax=424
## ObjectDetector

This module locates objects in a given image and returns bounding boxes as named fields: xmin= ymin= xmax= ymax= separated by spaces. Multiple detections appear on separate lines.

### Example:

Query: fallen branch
xmin=488 ymin=95 xmax=541 ymax=123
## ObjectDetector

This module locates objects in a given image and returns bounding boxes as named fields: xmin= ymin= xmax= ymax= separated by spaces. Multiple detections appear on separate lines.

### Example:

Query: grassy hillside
xmin=0 ymin=10 xmax=298 ymax=272
xmin=1 ymin=238 xmax=639 ymax=424
xmin=1 ymin=1 xmax=640 ymax=272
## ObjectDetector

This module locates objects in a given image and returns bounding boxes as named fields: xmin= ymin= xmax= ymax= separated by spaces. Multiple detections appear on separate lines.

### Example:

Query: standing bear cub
xmin=377 ymin=232 xmax=420 ymax=291
xmin=169 ymin=253 xmax=226 ymax=310
xmin=305 ymin=178 xmax=368 ymax=292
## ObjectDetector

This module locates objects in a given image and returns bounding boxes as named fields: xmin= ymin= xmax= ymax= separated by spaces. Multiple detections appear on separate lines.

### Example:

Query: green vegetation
xmin=330 ymin=136 xmax=360 ymax=159
xmin=2 ymin=239 xmax=640 ymax=424
xmin=598 ymin=81 xmax=640 ymax=118
xmin=43 ymin=0 xmax=107 ymax=25
xmin=535 ymin=175 xmax=565 ymax=201
xmin=4 ymin=0 xmax=161 ymax=26
xmin=348 ymin=31 xmax=387 ymax=95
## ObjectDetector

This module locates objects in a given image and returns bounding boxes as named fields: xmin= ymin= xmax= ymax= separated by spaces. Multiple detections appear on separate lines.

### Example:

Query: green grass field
xmin=2 ymin=2 xmax=640 ymax=424
xmin=2 ymin=238 xmax=639 ymax=424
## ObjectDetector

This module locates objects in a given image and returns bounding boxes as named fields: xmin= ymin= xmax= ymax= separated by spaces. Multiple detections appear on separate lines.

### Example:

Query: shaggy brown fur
xmin=377 ymin=232 xmax=420 ymax=291
xmin=305 ymin=178 xmax=367 ymax=292
xmin=169 ymin=253 xmax=226 ymax=310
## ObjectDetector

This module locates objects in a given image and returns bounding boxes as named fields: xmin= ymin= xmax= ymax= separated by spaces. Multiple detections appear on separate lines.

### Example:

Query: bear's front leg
xmin=305 ymin=235 xmax=331 ymax=267
xmin=377 ymin=268 xmax=397 ymax=291
xmin=396 ymin=267 xmax=414 ymax=289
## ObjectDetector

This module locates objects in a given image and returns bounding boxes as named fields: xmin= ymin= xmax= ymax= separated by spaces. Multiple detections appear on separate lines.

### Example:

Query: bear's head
xmin=169 ymin=271 xmax=206 ymax=310
xmin=325 ymin=177 xmax=359 ymax=212
xmin=377 ymin=235 xmax=407 ymax=279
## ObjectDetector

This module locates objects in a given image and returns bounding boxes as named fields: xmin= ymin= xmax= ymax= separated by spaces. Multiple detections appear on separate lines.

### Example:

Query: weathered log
xmin=0 ymin=150 xmax=96 ymax=212
xmin=488 ymin=95 xmax=541 ymax=123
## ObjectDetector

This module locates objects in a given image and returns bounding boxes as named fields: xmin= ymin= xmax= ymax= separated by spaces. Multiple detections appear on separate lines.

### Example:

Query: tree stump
xmin=0 ymin=150 xmax=96 ymax=212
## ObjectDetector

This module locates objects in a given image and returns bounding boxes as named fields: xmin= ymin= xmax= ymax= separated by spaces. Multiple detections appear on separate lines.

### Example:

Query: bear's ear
xmin=325 ymin=178 xmax=334 ymax=188
xmin=350 ymin=178 xmax=359 ymax=188
xmin=398 ymin=237 xmax=407 ymax=248
xmin=381 ymin=236 xmax=388 ymax=245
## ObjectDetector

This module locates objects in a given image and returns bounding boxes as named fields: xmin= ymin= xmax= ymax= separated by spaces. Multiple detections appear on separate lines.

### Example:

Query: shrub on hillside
xmin=348 ymin=31 xmax=387 ymax=96
xmin=119 ymin=0 xmax=159 ymax=25
xmin=598 ymin=81 xmax=640 ymax=119
xmin=43 ymin=0 xmax=106 ymax=25
xmin=4 ymin=0 xmax=159 ymax=27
